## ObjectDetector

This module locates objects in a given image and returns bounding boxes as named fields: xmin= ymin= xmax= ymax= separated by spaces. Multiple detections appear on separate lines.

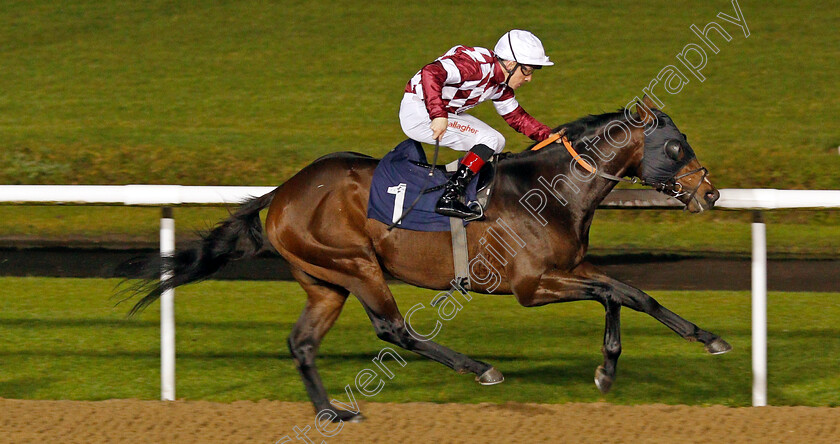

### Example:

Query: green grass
xmin=589 ymin=209 xmax=840 ymax=258
xmin=1 ymin=277 xmax=838 ymax=406
xmin=0 ymin=1 xmax=838 ymax=255
xmin=0 ymin=0 xmax=836 ymax=187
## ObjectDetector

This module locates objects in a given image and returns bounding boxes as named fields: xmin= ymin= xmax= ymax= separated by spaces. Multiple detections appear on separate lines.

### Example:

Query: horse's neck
xmin=586 ymin=138 xmax=641 ymax=202
xmin=494 ymin=131 xmax=642 ymax=226
xmin=546 ymin=136 xmax=639 ymax=205
xmin=565 ymin=144 xmax=638 ymax=262
xmin=508 ymin=134 xmax=641 ymax=239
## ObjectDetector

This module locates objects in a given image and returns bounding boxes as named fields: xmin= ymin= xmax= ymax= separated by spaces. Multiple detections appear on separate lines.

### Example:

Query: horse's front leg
xmin=595 ymin=298 xmax=621 ymax=393
xmin=513 ymin=269 xmax=622 ymax=393
xmin=574 ymin=262 xmax=732 ymax=354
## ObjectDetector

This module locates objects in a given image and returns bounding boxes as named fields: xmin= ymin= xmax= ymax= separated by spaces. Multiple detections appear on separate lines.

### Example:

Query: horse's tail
xmin=119 ymin=190 xmax=277 ymax=316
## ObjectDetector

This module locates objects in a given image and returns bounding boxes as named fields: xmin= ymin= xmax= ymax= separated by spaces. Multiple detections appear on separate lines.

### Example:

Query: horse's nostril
xmin=705 ymin=189 xmax=720 ymax=205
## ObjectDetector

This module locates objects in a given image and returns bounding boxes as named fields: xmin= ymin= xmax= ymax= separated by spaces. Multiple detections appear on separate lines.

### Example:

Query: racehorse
xmin=123 ymin=97 xmax=730 ymax=421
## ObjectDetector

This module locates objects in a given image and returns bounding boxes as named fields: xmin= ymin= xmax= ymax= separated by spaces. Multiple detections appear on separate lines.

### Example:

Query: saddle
xmin=367 ymin=139 xmax=496 ymax=232
xmin=367 ymin=139 xmax=502 ymax=291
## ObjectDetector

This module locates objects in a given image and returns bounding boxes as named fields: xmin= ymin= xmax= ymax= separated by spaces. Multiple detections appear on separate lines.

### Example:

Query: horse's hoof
xmin=476 ymin=367 xmax=504 ymax=385
xmin=594 ymin=366 xmax=613 ymax=394
xmin=331 ymin=409 xmax=365 ymax=423
xmin=343 ymin=413 xmax=366 ymax=423
xmin=705 ymin=338 xmax=732 ymax=355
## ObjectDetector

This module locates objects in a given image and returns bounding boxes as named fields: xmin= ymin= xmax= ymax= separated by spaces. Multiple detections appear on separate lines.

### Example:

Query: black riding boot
xmin=435 ymin=163 xmax=480 ymax=219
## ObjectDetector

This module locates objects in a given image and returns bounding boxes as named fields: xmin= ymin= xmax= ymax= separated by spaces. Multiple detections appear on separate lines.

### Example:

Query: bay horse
xmin=124 ymin=97 xmax=730 ymax=421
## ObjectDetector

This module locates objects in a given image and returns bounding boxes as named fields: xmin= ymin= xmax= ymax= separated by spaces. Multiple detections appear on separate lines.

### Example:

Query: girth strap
xmin=449 ymin=216 xmax=471 ymax=290
xmin=444 ymin=159 xmax=471 ymax=289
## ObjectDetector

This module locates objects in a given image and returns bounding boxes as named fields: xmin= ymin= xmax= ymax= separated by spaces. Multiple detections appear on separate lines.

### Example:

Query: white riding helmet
xmin=494 ymin=29 xmax=554 ymax=66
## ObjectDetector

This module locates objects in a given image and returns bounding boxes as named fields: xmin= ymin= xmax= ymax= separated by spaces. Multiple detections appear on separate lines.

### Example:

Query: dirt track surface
xmin=2 ymin=399 xmax=838 ymax=444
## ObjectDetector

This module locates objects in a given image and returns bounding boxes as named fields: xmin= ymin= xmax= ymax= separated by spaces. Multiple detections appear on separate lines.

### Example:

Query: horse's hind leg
xmin=354 ymin=276 xmax=502 ymax=385
xmin=287 ymin=268 xmax=363 ymax=422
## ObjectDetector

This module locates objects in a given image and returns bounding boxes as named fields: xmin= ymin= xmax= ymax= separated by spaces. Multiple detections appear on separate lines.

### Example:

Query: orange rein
xmin=531 ymin=133 xmax=597 ymax=174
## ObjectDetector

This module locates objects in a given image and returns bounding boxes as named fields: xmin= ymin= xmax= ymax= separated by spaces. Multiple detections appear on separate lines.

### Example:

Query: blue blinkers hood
xmin=640 ymin=111 xmax=696 ymax=184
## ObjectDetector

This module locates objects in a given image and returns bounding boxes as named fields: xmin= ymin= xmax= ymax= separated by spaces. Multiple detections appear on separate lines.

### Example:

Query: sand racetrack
xmin=2 ymin=399 xmax=838 ymax=443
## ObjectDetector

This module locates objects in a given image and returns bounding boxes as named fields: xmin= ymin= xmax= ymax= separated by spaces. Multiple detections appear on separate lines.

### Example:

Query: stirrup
xmin=436 ymin=200 xmax=482 ymax=219
xmin=463 ymin=201 xmax=484 ymax=222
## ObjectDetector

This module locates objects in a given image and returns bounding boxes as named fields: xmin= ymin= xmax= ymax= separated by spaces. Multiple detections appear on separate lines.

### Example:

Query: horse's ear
xmin=635 ymin=99 xmax=655 ymax=125
xmin=641 ymin=95 xmax=658 ymax=111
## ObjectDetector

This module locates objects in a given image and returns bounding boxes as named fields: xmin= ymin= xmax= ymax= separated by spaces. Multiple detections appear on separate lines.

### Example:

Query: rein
xmin=531 ymin=133 xmax=635 ymax=183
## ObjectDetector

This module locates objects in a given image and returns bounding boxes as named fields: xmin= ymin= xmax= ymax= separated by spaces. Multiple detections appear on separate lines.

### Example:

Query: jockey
xmin=400 ymin=29 xmax=556 ymax=219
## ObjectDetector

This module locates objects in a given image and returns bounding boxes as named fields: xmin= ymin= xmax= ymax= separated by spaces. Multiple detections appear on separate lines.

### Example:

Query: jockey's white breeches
xmin=399 ymin=93 xmax=506 ymax=153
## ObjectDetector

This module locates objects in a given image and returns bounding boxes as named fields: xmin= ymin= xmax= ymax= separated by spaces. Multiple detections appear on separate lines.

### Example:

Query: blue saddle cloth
xmin=367 ymin=139 xmax=478 ymax=232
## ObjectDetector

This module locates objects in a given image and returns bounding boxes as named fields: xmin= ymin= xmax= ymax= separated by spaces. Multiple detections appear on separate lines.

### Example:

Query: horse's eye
xmin=664 ymin=139 xmax=682 ymax=161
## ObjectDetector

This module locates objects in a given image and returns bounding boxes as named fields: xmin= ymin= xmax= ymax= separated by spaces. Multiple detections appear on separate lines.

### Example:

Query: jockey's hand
xmin=550 ymin=128 xmax=567 ymax=139
xmin=430 ymin=117 xmax=448 ymax=141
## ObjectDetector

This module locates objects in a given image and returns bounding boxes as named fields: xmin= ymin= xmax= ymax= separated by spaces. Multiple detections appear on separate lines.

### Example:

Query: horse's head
xmin=634 ymin=97 xmax=719 ymax=213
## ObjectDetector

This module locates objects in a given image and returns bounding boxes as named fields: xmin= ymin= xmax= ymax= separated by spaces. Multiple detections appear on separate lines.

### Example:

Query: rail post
xmin=160 ymin=207 xmax=176 ymax=401
xmin=751 ymin=211 xmax=767 ymax=406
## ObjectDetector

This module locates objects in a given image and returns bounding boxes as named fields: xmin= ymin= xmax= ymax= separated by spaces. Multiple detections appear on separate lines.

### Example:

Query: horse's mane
xmin=553 ymin=109 xmax=629 ymax=145
xmin=510 ymin=108 xmax=632 ymax=158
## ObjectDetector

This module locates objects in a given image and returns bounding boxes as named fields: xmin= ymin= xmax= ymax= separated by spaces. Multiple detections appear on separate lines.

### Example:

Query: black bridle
xmin=643 ymin=165 xmax=709 ymax=209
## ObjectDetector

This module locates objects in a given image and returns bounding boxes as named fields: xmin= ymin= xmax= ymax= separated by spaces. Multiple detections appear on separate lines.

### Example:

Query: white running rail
xmin=2 ymin=185 xmax=839 ymax=405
